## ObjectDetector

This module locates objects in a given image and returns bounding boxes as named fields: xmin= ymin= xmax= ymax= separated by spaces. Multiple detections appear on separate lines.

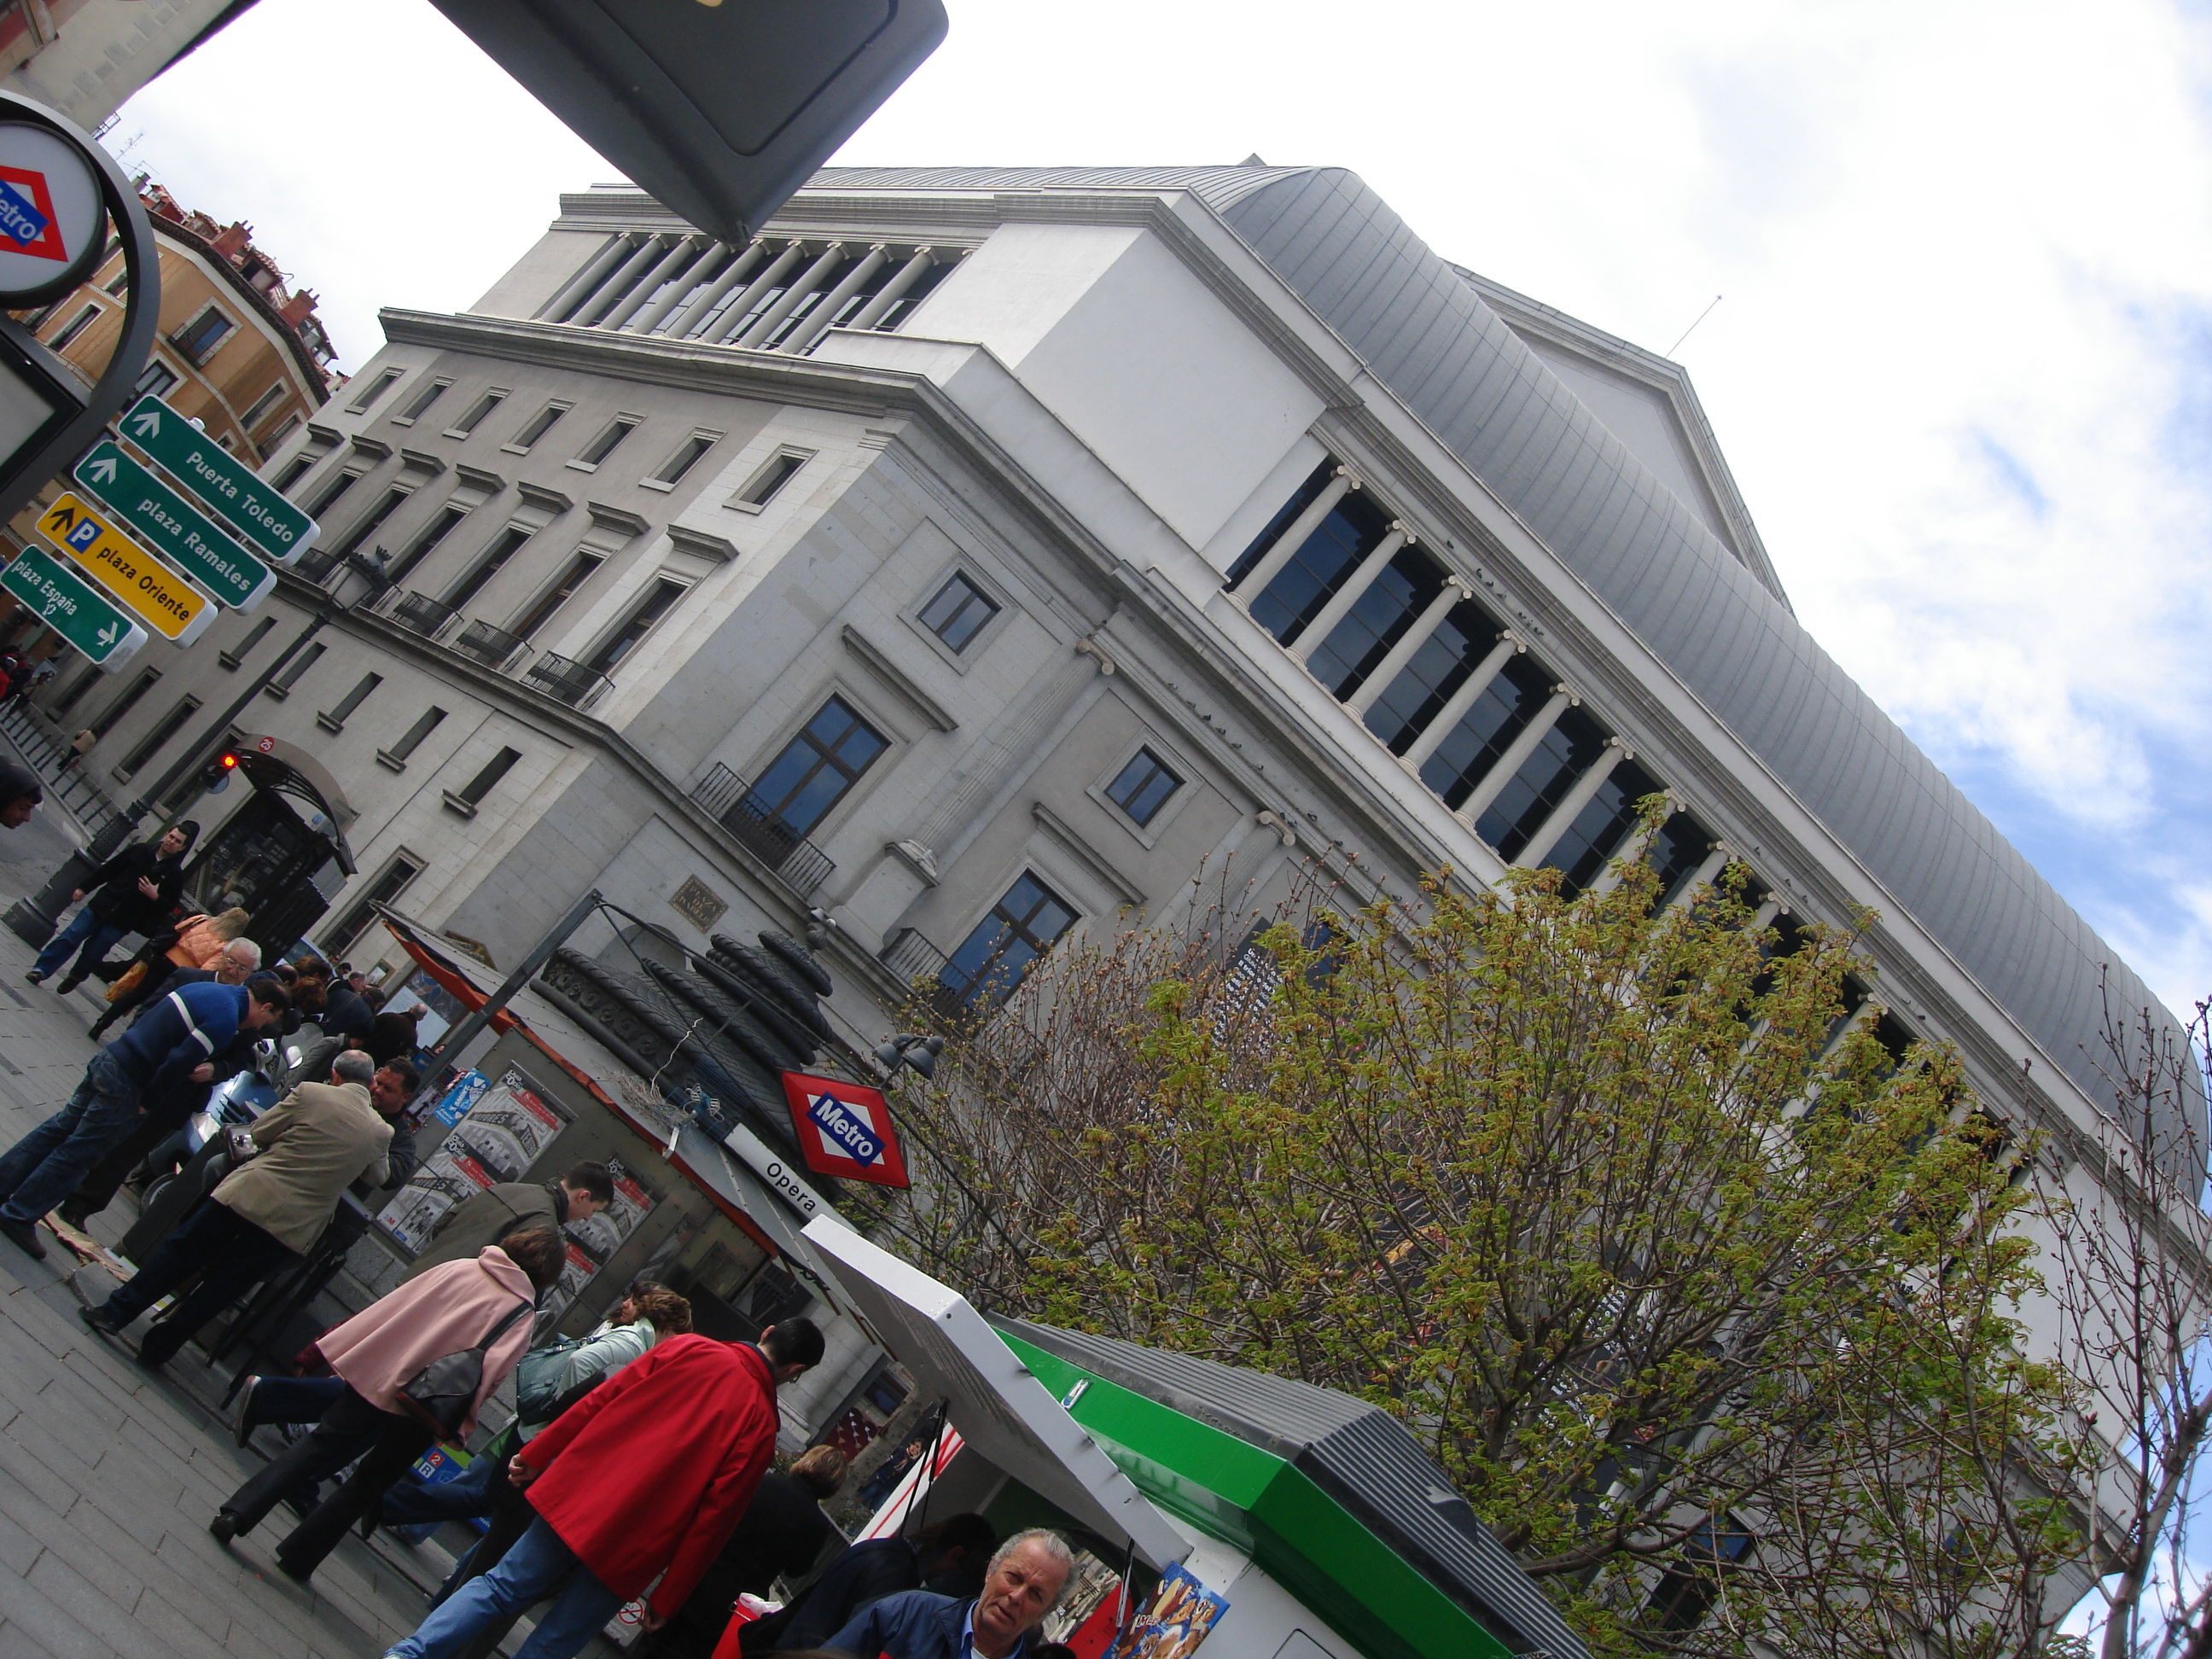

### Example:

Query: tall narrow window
xmin=1104 ymin=748 xmax=1182 ymax=828
xmin=449 ymin=390 xmax=505 ymax=436
xmin=218 ymin=614 xmax=279 ymax=670
xmin=317 ymin=672 xmax=382 ymax=732
xmin=306 ymin=467 xmax=363 ymax=515
xmin=1303 ymin=545 xmax=1444 ymax=701
xmin=445 ymin=527 xmax=532 ymax=610
xmin=265 ymin=642 xmax=325 ymax=698
xmin=917 ymin=572 xmax=998 ymax=653
xmin=451 ymin=747 xmax=521 ymax=810
xmin=1545 ymin=759 xmax=1659 ymax=895
xmin=1418 ymin=653 xmax=1553 ymax=811
xmin=573 ymin=416 xmax=637 ymax=467
xmin=115 ymin=695 xmax=201 ymax=780
xmin=394 ymin=376 xmax=451 ymax=423
xmin=649 ymin=432 xmax=716 ymax=486
xmin=381 ymin=707 xmax=447 ymax=767
xmin=237 ymin=381 xmax=288 ymax=434
xmin=324 ymin=853 xmax=424 ymax=959
xmin=939 ymin=874 xmax=1078 ymax=1012
xmin=1227 ymin=460 xmax=1336 ymax=587
xmin=91 ymin=668 xmax=160 ymax=737
xmin=585 ymin=578 xmax=686 ymax=673
xmin=272 ymin=446 xmax=323 ymax=494
xmin=391 ymin=504 xmax=469 ymax=584
xmin=733 ymin=450 xmax=807 ymax=508
xmin=170 ymin=305 xmax=236 ymax=364
xmin=329 ymin=486 xmax=410 ymax=562
xmin=1248 ymin=490 xmax=1392 ymax=646
xmin=740 ymin=696 xmax=887 ymax=840
xmin=48 ymin=306 xmax=100 ymax=352
xmin=345 ymin=367 xmax=403 ymax=413
xmin=1475 ymin=707 xmax=1606 ymax=861
xmin=507 ymin=402 xmax=568 ymax=452
xmin=135 ymin=361 xmax=181 ymax=400
xmin=510 ymin=552 xmax=603 ymax=642
xmin=1643 ymin=813 xmax=1714 ymax=911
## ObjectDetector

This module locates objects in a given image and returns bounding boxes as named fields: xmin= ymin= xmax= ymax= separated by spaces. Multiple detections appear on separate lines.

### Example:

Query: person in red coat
xmin=378 ymin=1317 xmax=826 ymax=1659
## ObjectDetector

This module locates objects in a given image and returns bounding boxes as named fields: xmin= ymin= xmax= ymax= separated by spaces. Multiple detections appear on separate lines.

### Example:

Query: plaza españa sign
xmin=0 ymin=544 xmax=143 ymax=667
xmin=38 ymin=491 xmax=214 ymax=643
xmin=72 ymin=438 xmax=276 ymax=608
xmin=118 ymin=395 xmax=317 ymax=563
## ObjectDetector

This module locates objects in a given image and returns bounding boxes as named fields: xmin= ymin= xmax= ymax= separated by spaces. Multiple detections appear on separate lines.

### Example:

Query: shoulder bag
xmin=398 ymin=1296 xmax=534 ymax=1440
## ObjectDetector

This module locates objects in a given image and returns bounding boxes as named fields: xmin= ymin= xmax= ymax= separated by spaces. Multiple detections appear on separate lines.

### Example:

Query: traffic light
xmin=199 ymin=750 xmax=239 ymax=791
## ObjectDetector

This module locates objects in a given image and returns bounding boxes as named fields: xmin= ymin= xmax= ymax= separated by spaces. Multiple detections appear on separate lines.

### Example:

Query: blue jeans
xmin=386 ymin=1516 xmax=624 ymax=1659
xmin=98 ymin=1196 xmax=295 ymax=1364
xmin=0 ymin=1051 xmax=139 ymax=1225
xmin=33 ymin=908 xmax=125 ymax=980
xmin=381 ymin=1443 xmax=504 ymax=1526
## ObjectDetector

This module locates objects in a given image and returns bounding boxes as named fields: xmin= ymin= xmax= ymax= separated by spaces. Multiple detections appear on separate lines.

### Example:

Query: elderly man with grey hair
xmin=82 ymin=1048 xmax=392 ymax=1366
xmin=824 ymin=1528 xmax=1075 ymax=1659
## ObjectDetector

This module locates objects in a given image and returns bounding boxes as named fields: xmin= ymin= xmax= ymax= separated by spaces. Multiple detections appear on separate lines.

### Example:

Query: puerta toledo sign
xmin=779 ymin=1070 xmax=910 ymax=1189
xmin=0 ymin=120 xmax=104 ymax=303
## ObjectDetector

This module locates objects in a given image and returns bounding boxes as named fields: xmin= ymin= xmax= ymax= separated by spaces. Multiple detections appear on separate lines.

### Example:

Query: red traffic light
xmin=218 ymin=752 xmax=237 ymax=769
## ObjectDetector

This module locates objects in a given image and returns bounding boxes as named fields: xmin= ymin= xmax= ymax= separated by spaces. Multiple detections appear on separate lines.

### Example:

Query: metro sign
xmin=0 ymin=167 xmax=60 ymax=260
xmin=780 ymin=1070 xmax=909 ymax=1189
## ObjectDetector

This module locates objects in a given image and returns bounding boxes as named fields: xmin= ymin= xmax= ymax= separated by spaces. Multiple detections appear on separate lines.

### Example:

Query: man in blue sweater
xmin=0 ymin=976 xmax=288 ymax=1259
xmin=824 ymin=1529 xmax=1073 ymax=1659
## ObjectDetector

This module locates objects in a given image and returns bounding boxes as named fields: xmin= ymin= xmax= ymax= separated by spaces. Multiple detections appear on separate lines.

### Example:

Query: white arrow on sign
xmin=95 ymin=619 xmax=118 ymax=648
xmin=83 ymin=456 xmax=115 ymax=486
xmin=127 ymin=408 xmax=160 ymax=439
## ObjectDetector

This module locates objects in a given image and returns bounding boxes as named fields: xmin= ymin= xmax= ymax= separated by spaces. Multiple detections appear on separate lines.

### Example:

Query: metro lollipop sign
xmin=779 ymin=1071 xmax=909 ymax=1190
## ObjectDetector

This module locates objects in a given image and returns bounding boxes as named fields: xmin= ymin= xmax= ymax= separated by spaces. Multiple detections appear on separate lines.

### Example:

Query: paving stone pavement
xmin=0 ymin=797 xmax=479 ymax=1657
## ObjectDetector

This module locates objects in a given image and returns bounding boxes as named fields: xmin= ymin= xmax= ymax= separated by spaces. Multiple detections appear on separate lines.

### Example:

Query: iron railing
xmin=521 ymin=650 xmax=613 ymax=711
xmin=289 ymin=546 xmax=343 ymax=585
xmin=880 ymin=926 xmax=950 ymax=987
xmin=687 ymin=761 xmax=835 ymax=897
xmin=389 ymin=591 xmax=458 ymax=638
xmin=451 ymin=619 xmax=524 ymax=671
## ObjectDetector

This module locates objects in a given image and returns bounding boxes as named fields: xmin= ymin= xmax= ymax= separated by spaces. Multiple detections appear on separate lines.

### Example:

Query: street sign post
xmin=71 ymin=439 xmax=276 ymax=608
xmin=0 ymin=544 xmax=144 ymax=667
xmin=117 ymin=394 xmax=317 ymax=562
xmin=38 ymin=490 xmax=215 ymax=643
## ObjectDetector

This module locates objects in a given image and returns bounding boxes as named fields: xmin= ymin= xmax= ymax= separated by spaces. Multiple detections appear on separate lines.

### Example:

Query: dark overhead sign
xmin=427 ymin=0 xmax=948 ymax=242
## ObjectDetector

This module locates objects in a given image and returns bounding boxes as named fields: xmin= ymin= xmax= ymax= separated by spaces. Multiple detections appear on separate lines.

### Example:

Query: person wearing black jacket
xmin=26 ymin=821 xmax=196 ymax=992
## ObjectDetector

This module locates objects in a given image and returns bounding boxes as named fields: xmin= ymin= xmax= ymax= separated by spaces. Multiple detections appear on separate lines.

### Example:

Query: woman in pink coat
xmin=211 ymin=1229 xmax=565 ymax=1581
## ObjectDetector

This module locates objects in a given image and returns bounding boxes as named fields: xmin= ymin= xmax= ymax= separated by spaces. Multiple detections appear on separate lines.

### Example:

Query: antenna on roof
xmin=1665 ymin=294 xmax=1722 ymax=357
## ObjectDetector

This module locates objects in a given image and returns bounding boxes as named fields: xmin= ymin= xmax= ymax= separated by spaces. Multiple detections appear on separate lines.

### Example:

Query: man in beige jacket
xmin=82 ymin=1050 xmax=393 ymax=1367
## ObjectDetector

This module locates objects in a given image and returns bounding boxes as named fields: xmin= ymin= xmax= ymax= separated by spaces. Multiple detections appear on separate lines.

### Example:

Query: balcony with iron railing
xmin=451 ymin=619 xmax=524 ymax=671
xmin=880 ymin=926 xmax=950 ymax=987
xmin=388 ymin=591 xmax=458 ymax=638
xmin=688 ymin=762 xmax=835 ymax=897
xmin=521 ymin=650 xmax=612 ymax=712
xmin=289 ymin=546 xmax=343 ymax=585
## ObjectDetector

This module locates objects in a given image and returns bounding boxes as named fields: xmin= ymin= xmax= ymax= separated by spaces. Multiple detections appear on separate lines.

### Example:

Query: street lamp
xmin=4 ymin=547 xmax=397 ymax=945
xmin=873 ymin=1033 xmax=942 ymax=1082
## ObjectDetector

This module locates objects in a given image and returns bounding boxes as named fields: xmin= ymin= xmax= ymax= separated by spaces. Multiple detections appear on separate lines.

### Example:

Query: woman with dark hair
xmin=209 ymin=1227 xmax=567 ymax=1581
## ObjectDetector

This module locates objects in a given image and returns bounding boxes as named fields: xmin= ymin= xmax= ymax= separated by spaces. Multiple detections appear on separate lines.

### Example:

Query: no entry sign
xmin=779 ymin=1071 xmax=910 ymax=1190
xmin=0 ymin=121 xmax=103 ymax=303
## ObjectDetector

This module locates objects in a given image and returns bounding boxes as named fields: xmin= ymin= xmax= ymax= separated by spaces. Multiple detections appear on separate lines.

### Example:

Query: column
xmin=626 ymin=241 xmax=731 ymax=336
xmin=661 ymin=242 xmax=765 ymax=339
xmin=572 ymin=235 xmax=673 ymax=329
xmin=1290 ymin=523 xmax=1409 ymax=658
xmin=734 ymin=242 xmax=847 ymax=349
xmin=602 ymin=236 xmax=710 ymax=332
xmin=1583 ymin=797 xmax=1675 ymax=897
xmin=1453 ymin=685 xmax=1573 ymax=826
xmin=1345 ymin=579 xmax=1469 ymax=716
xmin=1400 ymin=634 xmax=1522 ymax=767
xmin=1665 ymin=842 xmax=1736 ymax=911
xmin=1514 ymin=736 xmax=1631 ymax=867
xmin=847 ymin=247 xmax=938 ymax=331
xmin=701 ymin=242 xmax=808 ymax=344
xmin=1231 ymin=470 xmax=1356 ymax=599
xmin=779 ymin=245 xmax=892 ymax=354
xmin=535 ymin=233 xmax=641 ymax=323
xmin=1748 ymin=898 xmax=1784 ymax=933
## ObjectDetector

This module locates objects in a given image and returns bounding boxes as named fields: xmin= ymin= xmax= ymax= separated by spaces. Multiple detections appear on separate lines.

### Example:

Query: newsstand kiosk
xmin=800 ymin=1222 xmax=1592 ymax=1659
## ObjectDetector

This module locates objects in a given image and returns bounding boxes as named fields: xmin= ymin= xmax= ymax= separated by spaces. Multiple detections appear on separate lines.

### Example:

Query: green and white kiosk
xmin=802 ymin=1222 xmax=1589 ymax=1659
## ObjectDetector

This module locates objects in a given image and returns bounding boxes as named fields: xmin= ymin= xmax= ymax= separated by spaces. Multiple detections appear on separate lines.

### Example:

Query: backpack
xmin=514 ymin=1331 xmax=628 ymax=1426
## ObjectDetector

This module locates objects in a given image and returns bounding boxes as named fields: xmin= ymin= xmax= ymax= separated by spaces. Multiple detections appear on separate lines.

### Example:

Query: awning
xmin=800 ymin=1219 xmax=1190 ymax=1572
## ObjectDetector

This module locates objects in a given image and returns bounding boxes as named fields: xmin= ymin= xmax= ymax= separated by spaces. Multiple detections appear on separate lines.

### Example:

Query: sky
xmin=108 ymin=0 xmax=2212 ymax=1023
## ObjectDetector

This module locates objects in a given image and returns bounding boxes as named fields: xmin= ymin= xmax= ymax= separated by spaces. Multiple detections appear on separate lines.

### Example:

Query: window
xmin=102 ymin=266 xmax=130 ymax=297
xmin=265 ymin=642 xmax=324 ymax=699
xmin=445 ymin=526 xmax=531 ymax=610
xmin=1227 ymin=458 xmax=1335 ymax=585
xmin=90 ymin=668 xmax=159 ymax=736
xmin=1642 ymin=1518 xmax=1755 ymax=1633
xmin=115 ymin=695 xmax=201 ymax=781
xmin=1363 ymin=601 xmax=1499 ymax=754
xmin=572 ymin=416 xmax=637 ymax=468
xmin=237 ymin=381 xmax=288 ymax=434
xmin=379 ymin=707 xmax=446 ymax=770
xmin=1643 ymin=812 xmax=1713 ymax=911
xmin=940 ymin=873 xmax=1078 ymax=1012
xmin=317 ymin=672 xmax=382 ymax=732
xmin=1303 ymin=544 xmax=1445 ymax=701
xmin=271 ymin=444 xmax=323 ymax=494
xmin=506 ymin=401 xmax=568 ymax=452
xmin=448 ymin=747 xmax=521 ymax=812
xmin=325 ymin=853 xmax=424 ymax=959
xmin=586 ymin=579 xmax=686 ymax=674
xmin=917 ymin=572 xmax=999 ymax=653
xmin=390 ymin=503 xmax=469 ymax=584
xmin=1418 ymin=653 xmax=1553 ymax=811
xmin=345 ymin=367 xmax=403 ymax=413
xmin=732 ymin=450 xmax=807 ymax=508
xmin=742 ymin=696 xmax=888 ymax=840
xmin=1104 ymin=748 xmax=1182 ymax=827
xmin=48 ymin=305 xmax=100 ymax=351
xmin=329 ymin=486 xmax=410 ymax=562
xmin=510 ymin=552 xmax=603 ymax=642
xmin=447 ymin=389 xmax=504 ymax=436
xmin=1475 ymin=707 xmax=1607 ymax=862
xmin=134 ymin=360 xmax=180 ymax=399
xmin=218 ymin=614 xmax=279 ymax=670
xmin=1545 ymin=759 xmax=1658 ymax=895
xmin=649 ymin=432 xmax=716 ymax=486
xmin=306 ymin=467 xmax=363 ymax=515
xmin=393 ymin=376 xmax=451 ymax=423
xmin=1247 ymin=488 xmax=1394 ymax=646
xmin=170 ymin=305 xmax=235 ymax=364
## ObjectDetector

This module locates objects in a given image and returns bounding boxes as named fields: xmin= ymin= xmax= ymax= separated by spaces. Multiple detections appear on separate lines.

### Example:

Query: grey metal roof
xmin=997 ymin=1318 xmax=1591 ymax=1659
xmin=793 ymin=165 xmax=2197 ymax=1170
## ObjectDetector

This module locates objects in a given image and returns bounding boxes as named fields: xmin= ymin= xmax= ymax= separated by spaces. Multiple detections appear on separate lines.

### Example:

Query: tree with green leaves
xmin=870 ymin=850 xmax=2096 ymax=1657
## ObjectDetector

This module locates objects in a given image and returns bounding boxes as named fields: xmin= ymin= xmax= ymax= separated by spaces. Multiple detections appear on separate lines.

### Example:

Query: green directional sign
xmin=0 ymin=546 xmax=146 ymax=668
xmin=72 ymin=439 xmax=276 ymax=610
xmin=118 ymin=394 xmax=318 ymax=563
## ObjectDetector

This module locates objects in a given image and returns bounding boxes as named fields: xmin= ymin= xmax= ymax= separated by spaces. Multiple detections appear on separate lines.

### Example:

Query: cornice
xmin=1030 ymin=800 xmax=1144 ymax=908
xmin=667 ymin=523 xmax=738 ymax=564
xmin=515 ymin=480 xmax=573 ymax=516
xmin=839 ymin=624 xmax=956 ymax=733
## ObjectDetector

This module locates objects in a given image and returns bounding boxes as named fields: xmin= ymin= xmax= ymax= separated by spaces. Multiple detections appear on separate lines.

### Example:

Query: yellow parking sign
xmin=38 ymin=492 xmax=214 ymax=644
